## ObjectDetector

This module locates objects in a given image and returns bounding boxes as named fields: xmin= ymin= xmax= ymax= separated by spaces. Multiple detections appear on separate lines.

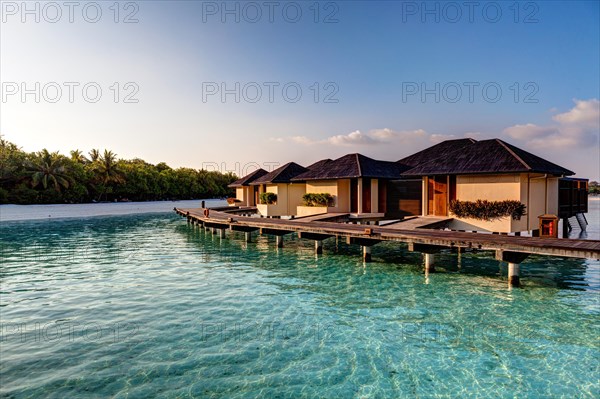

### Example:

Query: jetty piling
xmin=424 ymin=253 xmax=435 ymax=273
xmin=508 ymin=263 xmax=520 ymax=288
xmin=315 ymin=240 xmax=323 ymax=255
xmin=175 ymin=207 xmax=600 ymax=286
xmin=363 ymin=246 xmax=372 ymax=262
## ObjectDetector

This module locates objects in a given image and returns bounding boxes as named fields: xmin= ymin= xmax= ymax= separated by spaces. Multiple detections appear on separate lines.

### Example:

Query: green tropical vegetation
xmin=302 ymin=193 xmax=334 ymax=207
xmin=0 ymin=138 xmax=237 ymax=204
xmin=449 ymin=199 xmax=527 ymax=221
xmin=259 ymin=192 xmax=277 ymax=205
xmin=589 ymin=181 xmax=599 ymax=195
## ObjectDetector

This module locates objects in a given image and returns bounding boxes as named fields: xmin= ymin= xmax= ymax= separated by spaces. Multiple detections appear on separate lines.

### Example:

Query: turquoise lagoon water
xmin=1 ymin=203 xmax=599 ymax=398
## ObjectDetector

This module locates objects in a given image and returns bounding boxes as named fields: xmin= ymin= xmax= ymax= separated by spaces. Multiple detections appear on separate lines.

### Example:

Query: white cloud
xmin=503 ymin=123 xmax=560 ymax=140
xmin=502 ymin=98 xmax=599 ymax=149
xmin=552 ymin=98 xmax=600 ymax=127
xmin=369 ymin=128 xmax=396 ymax=140
xmin=269 ymin=128 xmax=474 ymax=162
xmin=429 ymin=134 xmax=456 ymax=143
xmin=265 ymin=98 xmax=599 ymax=179
xmin=328 ymin=130 xmax=376 ymax=146
xmin=273 ymin=128 xmax=430 ymax=147
xmin=290 ymin=136 xmax=313 ymax=145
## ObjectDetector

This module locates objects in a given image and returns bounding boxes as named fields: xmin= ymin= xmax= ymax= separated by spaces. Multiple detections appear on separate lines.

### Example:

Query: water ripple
xmin=0 ymin=213 xmax=598 ymax=398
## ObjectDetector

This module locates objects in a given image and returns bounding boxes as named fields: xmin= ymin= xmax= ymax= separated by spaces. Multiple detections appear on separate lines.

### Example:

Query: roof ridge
xmin=270 ymin=162 xmax=291 ymax=179
xmin=495 ymin=139 xmax=531 ymax=171
xmin=355 ymin=153 xmax=362 ymax=176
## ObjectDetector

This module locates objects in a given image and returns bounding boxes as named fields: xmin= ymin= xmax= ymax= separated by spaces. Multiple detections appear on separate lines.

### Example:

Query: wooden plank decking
xmin=383 ymin=216 xmax=453 ymax=230
xmin=292 ymin=213 xmax=350 ymax=222
xmin=176 ymin=208 xmax=600 ymax=259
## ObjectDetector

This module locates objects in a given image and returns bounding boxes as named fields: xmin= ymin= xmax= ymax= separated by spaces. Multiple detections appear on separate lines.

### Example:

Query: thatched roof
xmin=250 ymin=162 xmax=308 ymax=185
xmin=228 ymin=168 xmax=268 ymax=187
xmin=402 ymin=139 xmax=575 ymax=176
xmin=292 ymin=153 xmax=405 ymax=181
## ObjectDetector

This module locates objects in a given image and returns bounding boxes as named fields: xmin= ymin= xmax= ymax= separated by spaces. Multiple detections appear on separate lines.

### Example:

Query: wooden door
xmin=427 ymin=177 xmax=434 ymax=215
xmin=433 ymin=177 xmax=447 ymax=216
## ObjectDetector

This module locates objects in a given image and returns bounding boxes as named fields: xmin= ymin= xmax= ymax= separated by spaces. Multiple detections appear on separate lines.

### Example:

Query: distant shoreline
xmin=0 ymin=199 xmax=226 ymax=222
xmin=3 ymin=197 xmax=597 ymax=222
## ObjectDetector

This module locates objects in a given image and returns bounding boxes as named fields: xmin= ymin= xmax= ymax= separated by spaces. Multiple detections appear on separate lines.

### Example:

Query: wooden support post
xmin=363 ymin=246 xmax=372 ymax=262
xmin=315 ymin=240 xmax=323 ymax=255
xmin=201 ymin=200 xmax=205 ymax=208
xmin=508 ymin=262 xmax=520 ymax=288
xmin=245 ymin=232 xmax=252 ymax=243
xmin=424 ymin=253 xmax=435 ymax=273
xmin=276 ymin=236 xmax=283 ymax=248
xmin=219 ymin=228 xmax=226 ymax=239
xmin=495 ymin=250 xmax=528 ymax=288
xmin=211 ymin=227 xmax=217 ymax=234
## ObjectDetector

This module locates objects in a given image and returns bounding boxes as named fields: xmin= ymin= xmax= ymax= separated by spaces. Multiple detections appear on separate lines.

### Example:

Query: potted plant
xmin=227 ymin=197 xmax=242 ymax=207
xmin=302 ymin=193 xmax=334 ymax=207
xmin=259 ymin=192 xmax=277 ymax=205
xmin=449 ymin=199 xmax=526 ymax=221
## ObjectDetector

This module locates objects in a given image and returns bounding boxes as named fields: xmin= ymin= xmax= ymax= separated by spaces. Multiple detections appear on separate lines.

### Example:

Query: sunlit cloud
xmin=502 ymin=98 xmax=599 ymax=149
xmin=273 ymin=128 xmax=431 ymax=147
xmin=552 ymin=98 xmax=600 ymax=126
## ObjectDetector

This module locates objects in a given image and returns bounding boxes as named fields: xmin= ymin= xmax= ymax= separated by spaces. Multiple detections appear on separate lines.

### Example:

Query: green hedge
xmin=449 ymin=199 xmax=526 ymax=221
xmin=259 ymin=192 xmax=277 ymax=205
xmin=302 ymin=193 xmax=334 ymax=207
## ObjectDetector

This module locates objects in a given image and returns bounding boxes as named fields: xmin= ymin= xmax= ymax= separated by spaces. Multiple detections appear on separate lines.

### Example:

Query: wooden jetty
xmin=175 ymin=206 xmax=600 ymax=288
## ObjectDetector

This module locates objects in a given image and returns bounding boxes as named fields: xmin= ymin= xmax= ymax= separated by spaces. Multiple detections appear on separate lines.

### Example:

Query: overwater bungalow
xmin=250 ymin=162 xmax=308 ymax=217
xmin=228 ymin=138 xmax=589 ymax=236
xmin=228 ymin=168 xmax=268 ymax=207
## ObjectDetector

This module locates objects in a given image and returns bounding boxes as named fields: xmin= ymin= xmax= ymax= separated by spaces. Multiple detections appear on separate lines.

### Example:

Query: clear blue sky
xmin=1 ymin=1 xmax=599 ymax=179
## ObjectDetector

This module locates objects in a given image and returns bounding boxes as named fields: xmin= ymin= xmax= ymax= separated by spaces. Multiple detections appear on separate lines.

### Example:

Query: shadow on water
xmin=177 ymin=220 xmax=596 ymax=293
xmin=2 ymin=213 xmax=595 ymax=293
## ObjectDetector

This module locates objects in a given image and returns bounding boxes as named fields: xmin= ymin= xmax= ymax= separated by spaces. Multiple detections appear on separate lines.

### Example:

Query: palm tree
xmin=88 ymin=149 xmax=100 ymax=163
xmin=0 ymin=138 xmax=26 ymax=185
xmin=70 ymin=150 xmax=88 ymax=164
xmin=93 ymin=150 xmax=124 ymax=200
xmin=25 ymin=149 xmax=73 ymax=192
